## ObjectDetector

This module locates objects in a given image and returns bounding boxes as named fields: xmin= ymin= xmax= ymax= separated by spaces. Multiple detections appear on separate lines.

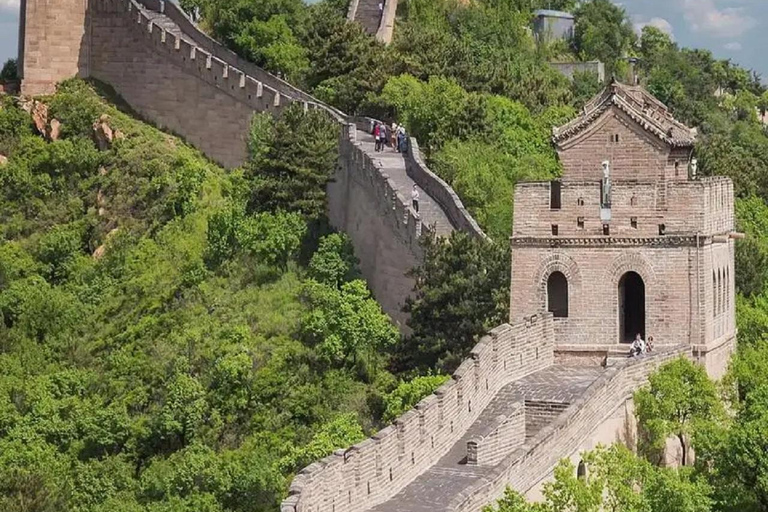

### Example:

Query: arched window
xmin=712 ymin=271 xmax=717 ymax=317
xmin=547 ymin=272 xmax=569 ymax=318
xmin=717 ymin=269 xmax=722 ymax=315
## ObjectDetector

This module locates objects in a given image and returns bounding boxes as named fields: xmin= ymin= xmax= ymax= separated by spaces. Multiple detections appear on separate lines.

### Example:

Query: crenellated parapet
xmin=450 ymin=346 xmax=690 ymax=512
xmin=281 ymin=314 xmax=555 ymax=512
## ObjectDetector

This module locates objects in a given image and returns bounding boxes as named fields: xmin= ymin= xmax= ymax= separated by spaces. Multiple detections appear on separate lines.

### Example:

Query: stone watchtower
xmin=510 ymin=81 xmax=736 ymax=377
xmin=17 ymin=0 xmax=90 ymax=96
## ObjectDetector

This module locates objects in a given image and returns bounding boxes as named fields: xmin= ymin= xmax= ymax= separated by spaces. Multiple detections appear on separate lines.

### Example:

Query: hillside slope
xmin=0 ymin=80 xmax=399 ymax=512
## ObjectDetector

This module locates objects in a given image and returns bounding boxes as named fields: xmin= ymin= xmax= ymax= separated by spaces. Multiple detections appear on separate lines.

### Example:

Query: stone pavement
xmin=354 ymin=0 xmax=384 ymax=35
xmin=356 ymin=130 xmax=455 ymax=237
xmin=368 ymin=366 xmax=603 ymax=512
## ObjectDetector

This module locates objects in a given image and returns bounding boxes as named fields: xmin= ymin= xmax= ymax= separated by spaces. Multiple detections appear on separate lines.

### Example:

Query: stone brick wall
xmin=524 ymin=401 xmax=569 ymax=439
xmin=280 ymin=314 xmax=555 ymax=512
xmin=467 ymin=403 xmax=526 ymax=466
xmin=556 ymin=108 xmax=692 ymax=183
xmin=450 ymin=346 xmax=690 ymax=512
xmin=513 ymin=178 xmax=734 ymax=239
xmin=328 ymin=131 xmax=430 ymax=328
xmin=510 ymin=243 xmax=704 ymax=346
xmin=405 ymin=137 xmax=487 ymax=240
xmin=20 ymin=0 xmax=89 ymax=95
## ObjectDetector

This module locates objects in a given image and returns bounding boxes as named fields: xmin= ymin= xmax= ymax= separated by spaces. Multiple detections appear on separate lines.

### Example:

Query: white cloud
xmin=633 ymin=16 xmax=676 ymax=40
xmin=724 ymin=41 xmax=743 ymax=51
xmin=0 ymin=0 xmax=19 ymax=11
xmin=681 ymin=0 xmax=756 ymax=38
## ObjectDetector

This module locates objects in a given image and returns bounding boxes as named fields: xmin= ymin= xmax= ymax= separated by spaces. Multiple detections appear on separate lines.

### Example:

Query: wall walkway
xmin=86 ymin=0 xmax=483 ymax=327
xmin=282 ymin=331 xmax=690 ymax=512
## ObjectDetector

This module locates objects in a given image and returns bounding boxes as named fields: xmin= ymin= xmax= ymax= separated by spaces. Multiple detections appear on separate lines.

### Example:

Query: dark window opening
xmin=631 ymin=217 xmax=638 ymax=229
xmin=658 ymin=224 xmax=666 ymax=235
xmin=675 ymin=161 xmax=680 ymax=177
xmin=619 ymin=271 xmax=646 ymax=343
xmin=577 ymin=217 xmax=585 ymax=229
xmin=551 ymin=224 xmax=559 ymax=236
xmin=550 ymin=181 xmax=562 ymax=210
xmin=603 ymin=224 xmax=610 ymax=236
xmin=547 ymin=272 xmax=569 ymax=318
xmin=577 ymin=197 xmax=584 ymax=206
xmin=577 ymin=461 xmax=587 ymax=481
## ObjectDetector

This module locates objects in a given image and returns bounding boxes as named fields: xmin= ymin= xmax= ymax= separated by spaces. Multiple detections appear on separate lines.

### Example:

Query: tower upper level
xmin=553 ymin=80 xmax=696 ymax=183
xmin=513 ymin=81 xmax=733 ymax=240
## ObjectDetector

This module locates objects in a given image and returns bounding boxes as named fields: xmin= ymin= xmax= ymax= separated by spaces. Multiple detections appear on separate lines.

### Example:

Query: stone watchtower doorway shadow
xmin=619 ymin=271 xmax=645 ymax=343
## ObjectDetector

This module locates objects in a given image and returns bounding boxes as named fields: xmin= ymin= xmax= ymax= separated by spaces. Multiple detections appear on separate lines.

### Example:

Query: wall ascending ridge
xmin=281 ymin=314 xmax=555 ymax=512
xmin=81 ymin=0 xmax=469 ymax=326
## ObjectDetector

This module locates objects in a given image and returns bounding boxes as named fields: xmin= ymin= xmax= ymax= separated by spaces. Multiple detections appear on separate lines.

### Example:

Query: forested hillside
xmin=0 ymin=80 xmax=439 ymax=512
xmin=5 ymin=0 xmax=768 ymax=511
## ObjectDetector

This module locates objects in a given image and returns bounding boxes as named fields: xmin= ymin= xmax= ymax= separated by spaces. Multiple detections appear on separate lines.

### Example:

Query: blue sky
xmin=1 ymin=0 xmax=766 ymax=78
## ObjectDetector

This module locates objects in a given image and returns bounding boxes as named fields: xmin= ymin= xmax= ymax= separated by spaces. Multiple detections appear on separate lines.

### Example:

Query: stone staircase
xmin=353 ymin=0 xmax=384 ymax=35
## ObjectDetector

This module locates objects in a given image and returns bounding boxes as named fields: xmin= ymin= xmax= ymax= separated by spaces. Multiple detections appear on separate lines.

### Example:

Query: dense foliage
xmin=0 ymin=80 xmax=426 ymax=512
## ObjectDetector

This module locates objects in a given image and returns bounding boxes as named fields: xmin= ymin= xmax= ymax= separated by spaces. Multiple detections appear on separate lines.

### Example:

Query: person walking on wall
xmin=397 ymin=126 xmax=407 ymax=154
xmin=411 ymin=184 xmax=420 ymax=213
xmin=391 ymin=122 xmax=398 ymax=149
xmin=373 ymin=123 xmax=381 ymax=152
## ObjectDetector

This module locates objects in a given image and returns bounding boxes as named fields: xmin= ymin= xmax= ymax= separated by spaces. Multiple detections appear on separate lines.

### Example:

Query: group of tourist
xmin=629 ymin=333 xmax=655 ymax=357
xmin=373 ymin=121 xmax=408 ymax=153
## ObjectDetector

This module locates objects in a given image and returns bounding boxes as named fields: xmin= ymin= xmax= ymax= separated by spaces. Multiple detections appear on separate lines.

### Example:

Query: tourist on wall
xmin=629 ymin=333 xmax=646 ymax=357
xmin=391 ymin=122 xmax=398 ymax=148
xmin=411 ymin=184 xmax=420 ymax=213
xmin=374 ymin=123 xmax=382 ymax=152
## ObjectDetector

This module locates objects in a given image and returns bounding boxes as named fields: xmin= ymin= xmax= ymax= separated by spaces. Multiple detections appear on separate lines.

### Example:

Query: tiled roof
xmin=553 ymin=80 xmax=696 ymax=147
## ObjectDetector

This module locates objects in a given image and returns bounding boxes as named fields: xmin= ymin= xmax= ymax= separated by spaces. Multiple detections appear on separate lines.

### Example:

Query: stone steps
xmin=354 ymin=0 xmax=384 ymax=35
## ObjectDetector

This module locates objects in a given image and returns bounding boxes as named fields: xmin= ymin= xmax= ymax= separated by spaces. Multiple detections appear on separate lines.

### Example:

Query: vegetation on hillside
xmin=0 ymin=80 xmax=425 ymax=512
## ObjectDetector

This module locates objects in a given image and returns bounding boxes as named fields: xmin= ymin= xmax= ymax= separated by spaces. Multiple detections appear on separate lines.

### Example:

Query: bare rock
xmin=93 ymin=244 xmax=107 ymax=260
xmin=97 ymin=189 xmax=106 ymax=208
xmin=98 ymin=166 xmax=108 ymax=176
xmin=31 ymin=101 xmax=49 ymax=136
xmin=93 ymin=114 xmax=114 ymax=151
xmin=92 ymin=228 xmax=120 ymax=260
xmin=0 ymin=154 xmax=7 ymax=166
xmin=114 ymin=129 xmax=125 ymax=141
xmin=49 ymin=118 xmax=61 ymax=141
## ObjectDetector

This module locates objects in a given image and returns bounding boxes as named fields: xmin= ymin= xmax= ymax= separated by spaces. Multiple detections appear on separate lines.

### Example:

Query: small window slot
xmin=550 ymin=181 xmax=562 ymax=210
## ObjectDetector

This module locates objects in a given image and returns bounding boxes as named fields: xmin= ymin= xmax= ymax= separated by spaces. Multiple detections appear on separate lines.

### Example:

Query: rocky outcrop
xmin=0 ymin=154 xmax=7 ymax=166
xmin=93 ymin=114 xmax=115 ymax=150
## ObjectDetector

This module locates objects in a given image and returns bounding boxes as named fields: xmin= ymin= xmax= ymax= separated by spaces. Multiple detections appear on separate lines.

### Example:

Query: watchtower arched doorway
xmin=547 ymin=271 xmax=569 ymax=318
xmin=619 ymin=271 xmax=645 ymax=343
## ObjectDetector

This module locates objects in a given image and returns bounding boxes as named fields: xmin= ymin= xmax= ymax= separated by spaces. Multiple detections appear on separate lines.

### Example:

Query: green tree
xmin=301 ymin=279 xmax=398 ymax=373
xmin=307 ymin=233 xmax=359 ymax=288
xmin=0 ymin=59 xmax=17 ymax=82
xmin=398 ymin=232 xmax=510 ymax=373
xmin=634 ymin=358 xmax=724 ymax=466
xmin=381 ymin=373 xmax=449 ymax=423
xmin=573 ymin=0 xmax=636 ymax=74
xmin=247 ymin=105 xmax=339 ymax=220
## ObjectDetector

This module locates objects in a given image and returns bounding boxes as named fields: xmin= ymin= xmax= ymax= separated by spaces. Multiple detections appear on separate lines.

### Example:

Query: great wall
xmin=17 ymin=1 xmax=739 ymax=511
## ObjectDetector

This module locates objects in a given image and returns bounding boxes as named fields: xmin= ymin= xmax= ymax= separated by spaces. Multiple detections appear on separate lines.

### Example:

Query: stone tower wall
xmin=510 ymin=243 xmax=703 ymax=346
xmin=513 ymin=177 xmax=734 ymax=239
xmin=556 ymin=109 xmax=692 ymax=183
xmin=19 ymin=0 xmax=90 ymax=95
